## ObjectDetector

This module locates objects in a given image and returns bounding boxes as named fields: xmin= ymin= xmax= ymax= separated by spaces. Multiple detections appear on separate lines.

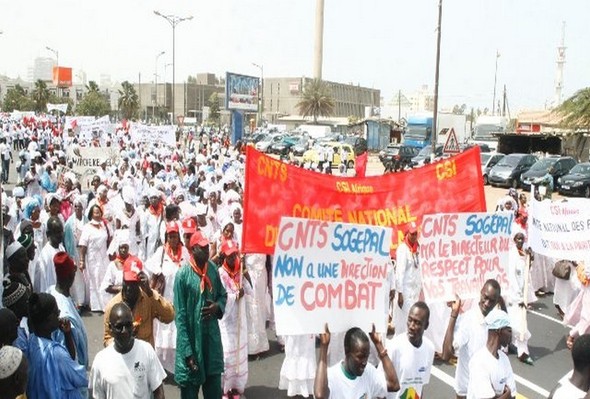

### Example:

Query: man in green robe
xmin=174 ymin=231 xmax=228 ymax=399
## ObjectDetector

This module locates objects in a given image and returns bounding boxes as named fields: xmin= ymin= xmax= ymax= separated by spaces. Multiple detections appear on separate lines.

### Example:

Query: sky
xmin=1 ymin=0 xmax=589 ymax=113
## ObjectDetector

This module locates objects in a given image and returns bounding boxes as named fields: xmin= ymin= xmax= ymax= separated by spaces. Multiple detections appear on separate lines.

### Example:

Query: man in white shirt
xmin=548 ymin=334 xmax=590 ymax=399
xmin=441 ymin=279 xmax=503 ymax=399
xmin=89 ymin=302 xmax=166 ymax=399
xmin=467 ymin=308 xmax=516 ymax=399
xmin=379 ymin=301 xmax=435 ymax=399
xmin=314 ymin=324 xmax=398 ymax=399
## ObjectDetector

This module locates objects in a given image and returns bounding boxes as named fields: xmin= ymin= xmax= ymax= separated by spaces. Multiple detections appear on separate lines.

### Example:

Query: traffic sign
xmin=442 ymin=127 xmax=461 ymax=154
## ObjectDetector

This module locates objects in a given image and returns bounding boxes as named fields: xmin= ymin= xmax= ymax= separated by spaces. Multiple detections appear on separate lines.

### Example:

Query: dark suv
xmin=344 ymin=136 xmax=368 ymax=156
xmin=520 ymin=156 xmax=577 ymax=190
xmin=379 ymin=144 xmax=420 ymax=168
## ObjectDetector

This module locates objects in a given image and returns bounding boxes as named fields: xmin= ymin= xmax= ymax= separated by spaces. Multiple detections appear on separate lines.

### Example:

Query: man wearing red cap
xmin=49 ymin=251 xmax=89 ymax=397
xmin=174 ymin=231 xmax=227 ymax=399
xmin=103 ymin=256 xmax=174 ymax=348
xmin=181 ymin=217 xmax=198 ymax=250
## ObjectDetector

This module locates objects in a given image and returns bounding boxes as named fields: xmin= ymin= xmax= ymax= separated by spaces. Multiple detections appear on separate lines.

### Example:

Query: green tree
xmin=208 ymin=92 xmax=220 ymax=124
xmin=86 ymin=81 xmax=100 ymax=94
xmin=557 ymin=87 xmax=590 ymax=130
xmin=296 ymin=79 xmax=335 ymax=123
xmin=31 ymin=79 xmax=51 ymax=112
xmin=118 ymin=81 xmax=139 ymax=120
xmin=187 ymin=75 xmax=197 ymax=84
xmin=76 ymin=91 xmax=111 ymax=117
xmin=2 ymin=85 xmax=34 ymax=112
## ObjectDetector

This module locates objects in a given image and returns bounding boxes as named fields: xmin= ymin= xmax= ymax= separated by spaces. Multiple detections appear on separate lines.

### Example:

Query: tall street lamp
xmin=154 ymin=11 xmax=193 ymax=124
xmin=252 ymin=63 xmax=264 ymax=127
xmin=164 ymin=62 xmax=172 ymax=120
xmin=154 ymin=50 xmax=165 ymax=120
xmin=492 ymin=50 xmax=500 ymax=116
xmin=46 ymin=46 xmax=59 ymax=97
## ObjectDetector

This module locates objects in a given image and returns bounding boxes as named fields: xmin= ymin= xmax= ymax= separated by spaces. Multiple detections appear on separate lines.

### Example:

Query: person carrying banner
xmin=314 ymin=324 xmax=398 ymax=399
xmin=394 ymin=222 xmax=421 ymax=336
xmin=441 ymin=279 xmax=503 ymax=399
xmin=378 ymin=301 xmax=435 ymax=399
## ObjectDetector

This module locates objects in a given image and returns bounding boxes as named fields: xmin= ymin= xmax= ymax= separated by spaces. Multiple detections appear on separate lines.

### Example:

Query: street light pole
xmin=154 ymin=50 xmax=165 ymax=120
xmin=164 ymin=63 xmax=172 ymax=120
xmin=492 ymin=50 xmax=500 ymax=116
xmin=431 ymin=0 xmax=443 ymax=156
xmin=154 ymin=11 xmax=193 ymax=125
xmin=252 ymin=63 xmax=264 ymax=127
xmin=46 ymin=46 xmax=59 ymax=97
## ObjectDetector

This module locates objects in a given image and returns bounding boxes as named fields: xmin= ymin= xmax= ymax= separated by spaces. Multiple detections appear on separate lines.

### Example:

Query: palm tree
xmin=86 ymin=81 xmax=100 ymax=94
xmin=296 ymin=79 xmax=335 ymax=123
xmin=118 ymin=81 xmax=139 ymax=120
xmin=31 ymin=79 xmax=50 ymax=113
xmin=557 ymin=87 xmax=590 ymax=131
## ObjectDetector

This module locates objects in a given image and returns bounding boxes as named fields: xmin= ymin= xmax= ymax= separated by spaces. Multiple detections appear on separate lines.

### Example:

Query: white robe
xmin=79 ymin=222 xmax=110 ymax=311
xmin=244 ymin=254 xmax=270 ymax=355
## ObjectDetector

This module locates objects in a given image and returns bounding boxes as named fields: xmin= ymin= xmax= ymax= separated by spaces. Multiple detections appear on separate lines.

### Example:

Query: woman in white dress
xmin=63 ymin=197 xmax=87 ymax=308
xmin=218 ymin=240 xmax=253 ymax=398
xmin=145 ymin=221 xmax=190 ymax=373
xmin=278 ymin=334 xmax=316 ymax=397
xmin=507 ymin=231 xmax=536 ymax=365
xmin=244 ymin=253 xmax=270 ymax=356
xmin=78 ymin=204 xmax=111 ymax=312
xmin=114 ymin=187 xmax=141 ymax=256
xmin=99 ymin=229 xmax=132 ymax=307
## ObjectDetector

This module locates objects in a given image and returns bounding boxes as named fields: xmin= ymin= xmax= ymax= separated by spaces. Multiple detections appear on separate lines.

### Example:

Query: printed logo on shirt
xmin=418 ymin=366 xmax=426 ymax=372
xmin=134 ymin=361 xmax=146 ymax=381
xmin=400 ymin=387 xmax=420 ymax=399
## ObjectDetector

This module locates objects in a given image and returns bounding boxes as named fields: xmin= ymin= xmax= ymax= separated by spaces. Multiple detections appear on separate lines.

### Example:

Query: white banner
xmin=272 ymin=217 xmax=391 ymax=336
xmin=528 ymin=198 xmax=590 ymax=261
xmin=65 ymin=116 xmax=96 ymax=130
xmin=129 ymin=123 xmax=176 ymax=147
xmin=420 ymin=212 xmax=512 ymax=303
xmin=66 ymin=146 xmax=120 ymax=187
xmin=78 ymin=115 xmax=114 ymax=141
xmin=46 ymin=103 xmax=69 ymax=114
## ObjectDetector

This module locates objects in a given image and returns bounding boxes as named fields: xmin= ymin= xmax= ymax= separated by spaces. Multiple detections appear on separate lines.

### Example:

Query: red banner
xmin=242 ymin=146 xmax=486 ymax=255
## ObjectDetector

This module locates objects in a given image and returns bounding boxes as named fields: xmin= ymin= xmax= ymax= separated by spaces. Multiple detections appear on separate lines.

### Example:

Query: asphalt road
xmin=77 ymin=156 xmax=572 ymax=399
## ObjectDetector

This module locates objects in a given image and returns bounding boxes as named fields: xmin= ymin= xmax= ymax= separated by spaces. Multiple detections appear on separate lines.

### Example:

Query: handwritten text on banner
xmin=420 ymin=212 xmax=512 ymax=303
xmin=272 ymin=217 xmax=392 ymax=336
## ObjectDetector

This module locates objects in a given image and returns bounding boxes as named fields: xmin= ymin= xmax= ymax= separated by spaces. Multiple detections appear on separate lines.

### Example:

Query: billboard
xmin=225 ymin=72 xmax=259 ymax=112
xmin=52 ymin=66 xmax=73 ymax=87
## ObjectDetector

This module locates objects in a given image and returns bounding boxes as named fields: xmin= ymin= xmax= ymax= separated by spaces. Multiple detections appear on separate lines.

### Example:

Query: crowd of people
xmin=0 ymin=113 xmax=589 ymax=399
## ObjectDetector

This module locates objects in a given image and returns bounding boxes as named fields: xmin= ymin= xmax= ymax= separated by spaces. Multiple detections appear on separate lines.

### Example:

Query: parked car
xmin=291 ymin=136 xmax=312 ymax=156
xmin=520 ymin=155 xmax=577 ymax=190
xmin=269 ymin=135 xmax=304 ymax=156
xmin=481 ymin=152 xmax=505 ymax=185
xmin=410 ymin=145 xmax=443 ymax=167
xmin=462 ymin=143 xmax=492 ymax=153
xmin=558 ymin=162 xmax=590 ymax=198
xmin=379 ymin=144 xmax=419 ymax=168
xmin=255 ymin=133 xmax=284 ymax=153
xmin=488 ymin=153 xmax=538 ymax=188
xmin=343 ymin=136 xmax=368 ymax=156
xmin=302 ymin=142 xmax=355 ymax=169
xmin=243 ymin=132 xmax=267 ymax=146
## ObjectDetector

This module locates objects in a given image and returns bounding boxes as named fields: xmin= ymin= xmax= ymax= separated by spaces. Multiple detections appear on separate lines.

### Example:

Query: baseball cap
xmin=407 ymin=222 xmax=418 ymax=234
xmin=189 ymin=231 xmax=209 ymax=248
xmin=485 ymin=308 xmax=511 ymax=330
xmin=123 ymin=256 xmax=143 ymax=282
xmin=181 ymin=217 xmax=197 ymax=234
xmin=220 ymin=240 xmax=239 ymax=256
xmin=166 ymin=221 xmax=179 ymax=234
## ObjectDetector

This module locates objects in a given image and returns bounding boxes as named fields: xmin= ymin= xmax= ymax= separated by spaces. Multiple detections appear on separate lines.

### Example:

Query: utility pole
xmin=431 ymin=0 xmax=443 ymax=156
xmin=154 ymin=51 xmax=165 ymax=121
xmin=313 ymin=0 xmax=325 ymax=79
xmin=398 ymin=89 xmax=401 ymax=123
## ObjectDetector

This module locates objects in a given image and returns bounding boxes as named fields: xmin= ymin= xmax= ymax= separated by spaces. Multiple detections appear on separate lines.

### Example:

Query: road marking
xmin=528 ymin=309 xmax=573 ymax=328
xmin=431 ymin=365 xmax=551 ymax=398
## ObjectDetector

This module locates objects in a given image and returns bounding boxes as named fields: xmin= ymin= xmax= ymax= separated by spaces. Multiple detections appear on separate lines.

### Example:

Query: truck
xmin=403 ymin=112 xmax=467 ymax=149
xmin=469 ymin=115 xmax=508 ymax=151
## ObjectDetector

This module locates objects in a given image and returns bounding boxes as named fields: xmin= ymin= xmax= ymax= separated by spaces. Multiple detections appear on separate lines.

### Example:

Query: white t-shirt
xmin=467 ymin=347 xmax=517 ymax=399
xmin=551 ymin=371 xmax=586 ymax=399
xmin=89 ymin=339 xmax=166 ymax=399
xmin=453 ymin=307 xmax=488 ymax=396
xmin=378 ymin=333 xmax=435 ymax=399
xmin=328 ymin=361 xmax=387 ymax=399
